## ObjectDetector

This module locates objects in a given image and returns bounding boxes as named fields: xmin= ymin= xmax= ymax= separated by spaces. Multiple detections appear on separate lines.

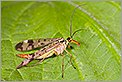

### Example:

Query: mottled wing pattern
xmin=15 ymin=38 xmax=62 ymax=51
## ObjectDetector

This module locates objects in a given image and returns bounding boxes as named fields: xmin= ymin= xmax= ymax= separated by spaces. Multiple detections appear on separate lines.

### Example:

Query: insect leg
xmin=67 ymin=45 xmax=73 ymax=49
xmin=61 ymin=53 xmax=65 ymax=78
xmin=64 ymin=49 xmax=76 ymax=69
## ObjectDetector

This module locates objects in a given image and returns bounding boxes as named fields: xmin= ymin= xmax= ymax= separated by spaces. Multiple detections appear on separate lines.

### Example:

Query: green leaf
xmin=1 ymin=1 xmax=120 ymax=80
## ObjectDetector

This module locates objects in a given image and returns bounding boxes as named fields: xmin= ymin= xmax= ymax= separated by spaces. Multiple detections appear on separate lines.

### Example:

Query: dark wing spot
xmin=44 ymin=39 xmax=46 ymax=41
xmin=60 ymin=40 xmax=65 ymax=43
xmin=28 ymin=40 xmax=33 ymax=44
xmin=32 ymin=45 xmax=34 ymax=49
xmin=15 ymin=42 xmax=23 ymax=50
xmin=41 ymin=43 xmax=44 ymax=45
xmin=38 ymin=40 xmax=40 ymax=42
xmin=28 ymin=43 xmax=33 ymax=46
xmin=41 ymin=48 xmax=46 ymax=51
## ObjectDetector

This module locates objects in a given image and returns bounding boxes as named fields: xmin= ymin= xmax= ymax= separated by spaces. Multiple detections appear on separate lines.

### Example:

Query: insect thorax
xmin=53 ymin=38 xmax=69 ymax=55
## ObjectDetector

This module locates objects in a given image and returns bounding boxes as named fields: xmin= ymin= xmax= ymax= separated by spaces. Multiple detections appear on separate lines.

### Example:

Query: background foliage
xmin=1 ymin=1 xmax=121 ymax=80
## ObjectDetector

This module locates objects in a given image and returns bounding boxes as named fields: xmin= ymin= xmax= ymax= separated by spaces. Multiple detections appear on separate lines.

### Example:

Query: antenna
xmin=71 ymin=29 xmax=81 ymax=38
xmin=69 ymin=4 xmax=85 ymax=38
xmin=70 ymin=5 xmax=80 ymax=37
xmin=71 ymin=28 xmax=87 ymax=38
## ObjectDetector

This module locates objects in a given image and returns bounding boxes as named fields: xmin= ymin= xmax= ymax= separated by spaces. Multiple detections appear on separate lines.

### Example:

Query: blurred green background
xmin=1 ymin=1 xmax=121 ymax=81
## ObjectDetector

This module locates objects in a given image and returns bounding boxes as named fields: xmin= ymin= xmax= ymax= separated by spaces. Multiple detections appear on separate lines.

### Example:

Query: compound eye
xmin=67 ymin=37 xmax=71 ymax=40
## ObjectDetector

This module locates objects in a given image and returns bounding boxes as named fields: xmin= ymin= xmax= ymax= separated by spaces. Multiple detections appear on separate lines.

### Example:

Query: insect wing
xmin=15 ymin=38 xmax=62 ymax=51
xmin=16 ymin=40 xmax=63 ymax=69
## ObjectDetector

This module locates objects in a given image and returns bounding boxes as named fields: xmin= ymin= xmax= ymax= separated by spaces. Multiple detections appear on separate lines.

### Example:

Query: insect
xmin=15 ymin=5 xmax=84 ymax=78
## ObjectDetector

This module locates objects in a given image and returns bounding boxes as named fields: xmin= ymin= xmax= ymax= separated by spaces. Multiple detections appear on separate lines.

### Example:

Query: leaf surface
xmin=1 ymin=1 xmax=120 ymax=80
